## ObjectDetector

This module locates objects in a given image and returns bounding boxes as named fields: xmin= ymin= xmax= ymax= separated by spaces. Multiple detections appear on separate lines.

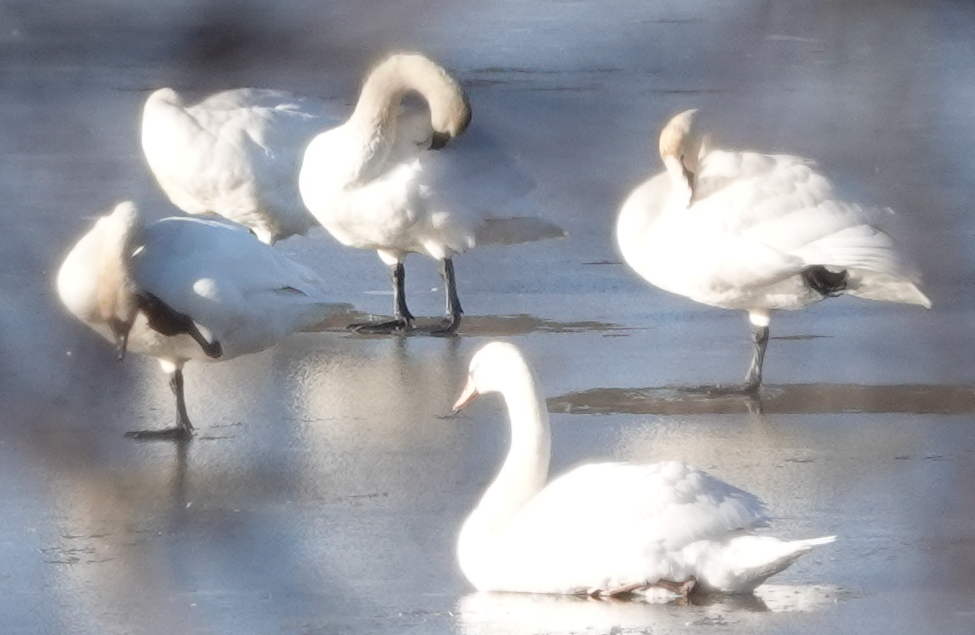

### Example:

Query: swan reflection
xmin=456 ymin=584 xmax=844 ymax=634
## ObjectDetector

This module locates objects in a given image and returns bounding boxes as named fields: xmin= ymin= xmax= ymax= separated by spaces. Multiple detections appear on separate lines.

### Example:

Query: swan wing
xmin=131 ymin=216 xmax=344 ymax=357
xmin=479 ymin=461 xmax=768 ymax=593
xmin=507 ymin=461 xmax=768 ymax=548
xmin=619 ymin=175 xmax=809 ymax=298
xmin=695 ymin=151 xmax=918 ymax=277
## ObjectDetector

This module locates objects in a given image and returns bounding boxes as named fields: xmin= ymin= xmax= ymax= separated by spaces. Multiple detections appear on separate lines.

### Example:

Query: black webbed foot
xmin=349 ymin=317 xmax=413 ymax=334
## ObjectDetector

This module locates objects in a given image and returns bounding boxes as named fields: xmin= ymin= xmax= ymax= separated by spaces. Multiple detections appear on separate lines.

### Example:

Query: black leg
xmin=743 ymin=324 xmax=769 ymax=394
xmin=171 ymin=367 xmax=194 ymax=435
xmin=430 ymin=257 xmax=463 ymax=334
xmin=350 ymin=262 xmax=415 ymax=334
xmin=125 ymin=366 xmax=195 ymax=441
xmin=392 ymin=262 xmax=414 ymax=325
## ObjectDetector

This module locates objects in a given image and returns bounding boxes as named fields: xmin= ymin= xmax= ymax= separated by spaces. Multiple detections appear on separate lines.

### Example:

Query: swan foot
xmin=680 ymin=383 xmax=760 ymax=397
xmin=654 ymin=577 xmax=697 ymax=598
xmin=423 ymin=313 xmax=462 ymax=336
xmin=125 ymin=426 xmax=193 ymax=441
xmin=590 ymin=582 xmax=645 ymax=598
xmin=349 ymin=317 xmax=414 ymax=334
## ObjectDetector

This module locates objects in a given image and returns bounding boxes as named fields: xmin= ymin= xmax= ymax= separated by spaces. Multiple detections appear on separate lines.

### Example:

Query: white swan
xmin=299 ymin=53 xmax=564 ymax=334
xmin=452 ymin=341 xmax=835 ymax=597
xmin=617 ymin=109 xmax=931 ymax=392
xmin=141 ymin=87 xmax=330 ymax=244
xmin=57 ymin=201 xmax=347 ymax=439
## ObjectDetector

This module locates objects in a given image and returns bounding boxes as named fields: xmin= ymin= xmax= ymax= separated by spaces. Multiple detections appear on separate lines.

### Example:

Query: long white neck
xmin=95 ymin=203 xmax=143 ymax=331
xmin=345 ymin=54 xmax=466 ymax=182
xmin=469 ymin=366 xmax=552 ymax=534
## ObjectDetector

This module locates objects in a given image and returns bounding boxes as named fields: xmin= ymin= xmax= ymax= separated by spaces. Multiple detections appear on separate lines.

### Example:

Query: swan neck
xmin=96 ymin=206 xmax=143 ymax=327
xmin=349 ymin=63 xmax=405 ymax=142
xmin=474 ymin=369 xmax=552 ymax=529
xmin=349 ymin=54 xmax=465 ymax=144
xmin=663 ymin=155 xmax=694 ymax=208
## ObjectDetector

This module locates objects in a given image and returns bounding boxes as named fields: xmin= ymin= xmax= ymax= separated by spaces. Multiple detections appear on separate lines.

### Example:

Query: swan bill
xmin=452 ymin=375 xmax=479 ymax=412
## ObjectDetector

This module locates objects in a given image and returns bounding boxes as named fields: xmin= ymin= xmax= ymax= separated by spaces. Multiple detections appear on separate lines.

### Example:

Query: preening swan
xmin=616 ymin=109 xmax=931 ymax=392
xmin=142 ymin=87 xmax=328 ymax=244
xmin=299 ymin=53 xmax=564 ymax=334
xmin=452 ymin=342 xmax=834 ymax=597
xmin=57 ymin=201 xmax=346 ymax=439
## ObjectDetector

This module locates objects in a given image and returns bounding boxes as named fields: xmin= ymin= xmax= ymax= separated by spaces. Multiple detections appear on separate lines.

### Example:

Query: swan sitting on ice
xmin=142 ymin=87 xmax=328 ymax=245
xmin=299 ymin=53 xmax=564 ymax=334
xmin=616 ymin=109 xmax=931 ymax=392
xmin=57 ymin=201 xmax=346 ymax=439
xmin=452 ymin=341 xmax=834 ymax=597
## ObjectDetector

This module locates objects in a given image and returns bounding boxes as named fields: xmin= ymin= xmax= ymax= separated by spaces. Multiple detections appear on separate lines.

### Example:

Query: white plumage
xmin=617 ymin=109 xmax=930 ymax=391
xmin=299 ymin=53 xmax=564 ymax=333
xmin=453 ymin=342 xmax=834 ymax=596
xmin=57 ymin=201 xmax=346 ymax=438
xmin=141 ymin=87 xmax=328 ymax=244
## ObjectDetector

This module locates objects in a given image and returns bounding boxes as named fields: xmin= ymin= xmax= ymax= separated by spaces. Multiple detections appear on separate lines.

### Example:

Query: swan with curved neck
xmin=453 ymin=342 xmax=835 ymax=597
xmin=617 ymin=108 xmax=931 ymax=393
xmin=57 ymin=201 xmax=346 ymax=439
xmin=300 ymin=54 xmax=562 ymax=334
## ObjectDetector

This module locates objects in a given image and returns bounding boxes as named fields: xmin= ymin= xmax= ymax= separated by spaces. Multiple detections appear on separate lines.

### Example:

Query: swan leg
xmin=351 ymin=262 xmax=415 ymax=333
xmin=429 ymin=257 xmax=463 ymax=334
xmin=743 ymin=311 xmax=770 ymax=394
xmin=125 ymin=366 xmax=194 ymax=440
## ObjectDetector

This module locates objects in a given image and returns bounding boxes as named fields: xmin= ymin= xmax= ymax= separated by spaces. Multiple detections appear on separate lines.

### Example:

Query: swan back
xmin=141 ymin=87 xmax=328 ymax=243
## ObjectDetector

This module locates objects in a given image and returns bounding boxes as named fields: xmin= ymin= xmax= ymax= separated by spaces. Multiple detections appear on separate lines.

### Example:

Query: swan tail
xmin=690 ymin=534 xmax=836 ymax=594
xmin=474 ymin=217 xmax=566 ymax=246
xmin=794 ymin=224 xmax=930 ymax=308
xmin=845 ymin=272 xmax=932 ymax=308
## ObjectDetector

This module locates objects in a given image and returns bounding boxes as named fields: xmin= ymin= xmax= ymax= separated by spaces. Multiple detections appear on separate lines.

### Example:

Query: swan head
xmin=391 ymin=53 xmax=471 ymax=144
xmin=145 ymin=87 xmax=183 ymax=108
xmin=658 ymin=109 xmax=707 ymax=207
xmin=453 ymin=341 xmax=532 ymax=411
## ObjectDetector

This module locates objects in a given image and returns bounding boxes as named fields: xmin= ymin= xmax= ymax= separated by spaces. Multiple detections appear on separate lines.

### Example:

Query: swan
xmin=299 ymin=53 xmax=564 ymax=334
xmin=452 ymin=341 xmax=835 ymax=597
xmin=141 ymin=87 xmax=330 ymax=244
xmin=57 ymin=201 xmax=347 ymax=439
xmin=616 ymin=109 xmax=931 ymax=392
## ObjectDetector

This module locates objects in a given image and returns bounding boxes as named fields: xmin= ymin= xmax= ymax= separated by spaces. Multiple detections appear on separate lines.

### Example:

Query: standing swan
xmin=57 ymin=202 xmax=346 ymax=439
xmin=299 ymin=53 xmax=564 ymax=334
xmin=616 ymin=109 xmax=931 ymax=392
xmin=452 ymin=342 xmax=834 ymax=597
xmin=141 ymin=87 xmax=327 ymax=244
